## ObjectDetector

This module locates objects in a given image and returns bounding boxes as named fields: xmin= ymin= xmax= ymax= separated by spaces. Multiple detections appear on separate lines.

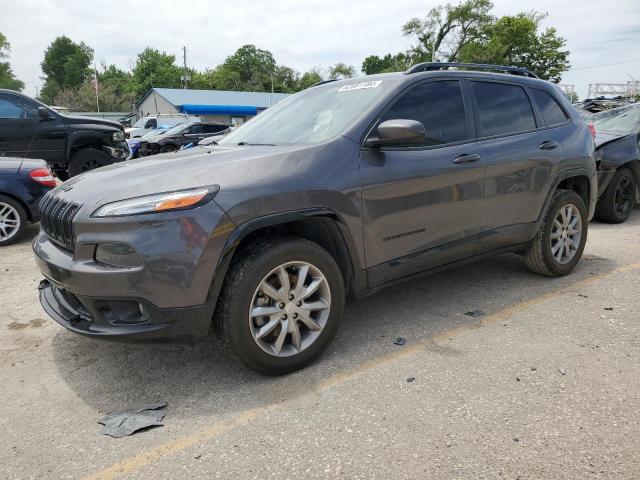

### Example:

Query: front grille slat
xmin=39 ymin=193 xmax=81 ymax=251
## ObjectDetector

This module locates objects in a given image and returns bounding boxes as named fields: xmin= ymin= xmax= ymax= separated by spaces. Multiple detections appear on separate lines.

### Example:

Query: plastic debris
xmin=99 ymin=402 xmax=167 ymax=438
xmin=604 ymin=307 xmax=614 ymax=311
xmin=393 ymin=337 xmax=406 ymax=346
xmin=465 ymin=310 xmax=486 ymax=317
xmin=558 ymin=368 xmax=567 ymax=376
xmin=407 ymin=377 xmax=416 ymax=383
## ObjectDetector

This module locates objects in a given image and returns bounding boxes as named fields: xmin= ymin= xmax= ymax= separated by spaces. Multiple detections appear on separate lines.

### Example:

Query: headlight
xmin=92 ymin=187 xmax=218 ymax=217
xmin=112 ymin=131 xmax=125 ymax=142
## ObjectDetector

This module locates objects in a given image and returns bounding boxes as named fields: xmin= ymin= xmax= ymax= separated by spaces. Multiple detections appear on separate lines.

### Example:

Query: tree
xmin=215 ymin=45 xmax=277 ymax=92
xmin=361 ymin=53 xmax=412 ymax=75
xmin=40 ymin=36 xmax=93 ymax=103
xmin=458 ymin=13 xmax=570 ymax=81
xmin=130 ymin=48 xmax=182 ymax=98
xmin=298 ymin=68 xmax=324 ymax=90
xmin=0 ymin=33 xmax=24 ymax=91
xmin=328 ymin=62 xmax=356 ymax=80
xmin=402 ymin=0 xmax=494 ymax=61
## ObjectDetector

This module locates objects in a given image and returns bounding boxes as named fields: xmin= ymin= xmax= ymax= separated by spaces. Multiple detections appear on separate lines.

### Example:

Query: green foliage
xmin=298 ymin=68 xmax=324 ymax=90
xmin=0 ymin=33 xmax=24 ymax=91
xmin=328 ymin=62 xmax=356 ymax=80
xmin=215 ymin=45 xmax=277 ymax=91
xmin=397 ymin=1 xmax=570 ymax=81
xmin=40 ymin=36 xmax=93 ymax=102
xmin=458 ymin=13 xmax=570 ymax=81
xmin=361 ymin=53 xmax=412 ymax=74
xmin=130 ymin=48 xmax=182 ymax=98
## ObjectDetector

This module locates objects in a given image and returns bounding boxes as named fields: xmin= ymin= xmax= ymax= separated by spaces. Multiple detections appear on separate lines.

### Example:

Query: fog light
xmin=95 ymin=244 xmax=142 ymax=268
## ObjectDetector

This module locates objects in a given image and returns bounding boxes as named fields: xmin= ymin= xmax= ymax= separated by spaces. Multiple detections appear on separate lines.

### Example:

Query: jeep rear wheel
xmin=215 ymin=236 xmax=345 ymax=375
xmin=524 ymin=189 xmax=588 ymax=277
xmin=68 ymin=148 xmax=111 ymax=177
xmin=595 ymin=167 xmax=636 ymax=224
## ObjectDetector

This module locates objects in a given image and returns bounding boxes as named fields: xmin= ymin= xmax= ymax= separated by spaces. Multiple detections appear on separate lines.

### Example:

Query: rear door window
xmin=471 ymin=82 xmax=536 ymax=137
xmin=530 ymin=89 xmax=568 ymax=126
xmin=381 ymin=80 xmax=468 ymax=146
xmin=0 ymin=94 xmax=39 ymax=119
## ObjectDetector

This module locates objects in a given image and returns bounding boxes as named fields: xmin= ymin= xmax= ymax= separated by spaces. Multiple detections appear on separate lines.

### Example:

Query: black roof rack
xmin=311 ymin=79 xmax=339 ymax=87
xmin=404 ymin=62 xmax=538 ymax=79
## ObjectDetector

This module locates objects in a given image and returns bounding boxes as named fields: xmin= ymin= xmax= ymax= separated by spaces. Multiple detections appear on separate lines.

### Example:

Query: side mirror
xmin=38 ymin=107 xmax=51 ymax=120
xmin=365 ymin=119 xmax=426 ymax=147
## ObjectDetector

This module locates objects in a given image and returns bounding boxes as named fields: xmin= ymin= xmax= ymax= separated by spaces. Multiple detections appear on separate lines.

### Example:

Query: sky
xmin=2 ymin=0 xmax=639 ymax=100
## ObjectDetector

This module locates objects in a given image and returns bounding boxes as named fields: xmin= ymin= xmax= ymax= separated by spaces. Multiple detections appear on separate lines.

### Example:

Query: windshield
xmin=141 ymin=128 xmax=170 ymax=139
xmin=591 ymin=104 xmax=640 ymax=134
xmin=132 ymin=117 xmax=149 ymax=128
xmin=220 ymin=79 xmax=395 ymax=146
xmin=162 ymin=123 xmax=189 ymax=136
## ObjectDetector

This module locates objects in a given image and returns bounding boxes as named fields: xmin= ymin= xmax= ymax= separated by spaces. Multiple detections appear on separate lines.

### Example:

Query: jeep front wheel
xmin=215 ymin=236 xmax=345 ymax=375
xmin=524 ymin=189 xmax=588 ymax=277
xmin=68 ymin=148 xmax=110 ymax=177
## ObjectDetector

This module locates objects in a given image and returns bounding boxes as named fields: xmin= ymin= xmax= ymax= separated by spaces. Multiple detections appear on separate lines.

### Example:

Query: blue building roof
xmin=139 ymin=88 xmax=289 ymax=111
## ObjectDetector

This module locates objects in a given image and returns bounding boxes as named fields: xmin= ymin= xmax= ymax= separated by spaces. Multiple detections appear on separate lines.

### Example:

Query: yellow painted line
xmin=86 ymin=261 xmax=640 ymax=480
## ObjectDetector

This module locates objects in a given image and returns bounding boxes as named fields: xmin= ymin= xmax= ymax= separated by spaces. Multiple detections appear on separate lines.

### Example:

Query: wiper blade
xmin=237 ymin=142 xmax=276 ymax=146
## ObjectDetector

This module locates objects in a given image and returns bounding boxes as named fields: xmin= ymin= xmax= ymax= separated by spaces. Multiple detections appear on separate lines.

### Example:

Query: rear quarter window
xmin=530 ymin=89 xmax=568 ymax=126
xmin=471 ymin=81 xmax=536 ymax=137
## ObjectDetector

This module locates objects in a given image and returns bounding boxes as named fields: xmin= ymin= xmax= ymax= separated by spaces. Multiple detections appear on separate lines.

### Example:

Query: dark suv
xmin=138 ymin=122 xmax=230 ymax=156
xmin=33 ymin=63 xmax=597 ymax=375
xmin=0 ymin=89 xmax=129 ymax=179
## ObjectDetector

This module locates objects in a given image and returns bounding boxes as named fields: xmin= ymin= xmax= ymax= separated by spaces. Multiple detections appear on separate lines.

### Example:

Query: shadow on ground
xmin=50 ymin=251 xmax=615 ymax=419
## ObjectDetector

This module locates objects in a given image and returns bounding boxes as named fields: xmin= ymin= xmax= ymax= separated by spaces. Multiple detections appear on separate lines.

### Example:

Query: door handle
xmin=453 ymin=153 xmax=481 ymax=164
xmin=539 ymin=141 xmax=559 ymax=150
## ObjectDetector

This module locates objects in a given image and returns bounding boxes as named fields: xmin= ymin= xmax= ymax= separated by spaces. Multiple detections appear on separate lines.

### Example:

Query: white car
xmin=125 ymin=114 xmax=201 ymax=138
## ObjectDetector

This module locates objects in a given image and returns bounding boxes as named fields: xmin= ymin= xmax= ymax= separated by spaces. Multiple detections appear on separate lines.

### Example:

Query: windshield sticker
xmin=338 ymin=80 xmax=382 ymax=92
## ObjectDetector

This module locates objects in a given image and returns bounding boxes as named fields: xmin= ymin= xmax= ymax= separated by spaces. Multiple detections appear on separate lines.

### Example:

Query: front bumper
xmin=38 ymin=278 xmax=213 ymax=338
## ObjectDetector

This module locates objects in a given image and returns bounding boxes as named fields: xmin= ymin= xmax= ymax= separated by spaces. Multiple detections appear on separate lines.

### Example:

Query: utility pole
xmin=181 ymin=46 xmax=189 ymax=89
xmin=93 ymin=63 xmax=100 ymax=113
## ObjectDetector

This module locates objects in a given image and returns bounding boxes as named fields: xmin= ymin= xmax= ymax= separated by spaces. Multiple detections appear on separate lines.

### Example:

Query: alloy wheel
xmin=249 ymin=261 xmax=331 ymax=357
xmin=0 ymin=202 xmax=21 ymax=242
xmin=550 ymin=204 xmax=582 ymax=264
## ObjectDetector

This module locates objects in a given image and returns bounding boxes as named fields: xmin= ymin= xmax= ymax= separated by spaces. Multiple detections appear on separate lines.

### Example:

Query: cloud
xmin=3 ymin=0 xmax=639 ymax=100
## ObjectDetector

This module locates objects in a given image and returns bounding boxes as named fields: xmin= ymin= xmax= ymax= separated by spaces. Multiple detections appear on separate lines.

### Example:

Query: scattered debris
xmin=604 ymin=307 xmax=614 ymax=311
xmin=530 ymin=367 xmax=537 ymax=371
xmin=465 ymin=310 xmax=486 ymax=318
xmin=407 ymin=377 xmax=416 ymax=383
xmin=558 ymin=368 xmax=567 ymax=376
xmin=578 ymin=294 xmax=588 ymax=298
xmin=516 ymin=377 xmax=521 ymax=382
xmin=393 ymin=337 xmax=406 ymax=346
xmin=99 ymin=402 xmax=167 ymax=438
xmin=513 ymin=437 xmax=520 ymax=442
xmin=194 ymin=454 xmax=201 ymax=459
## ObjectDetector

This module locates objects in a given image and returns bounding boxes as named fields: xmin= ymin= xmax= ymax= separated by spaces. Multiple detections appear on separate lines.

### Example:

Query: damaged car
xmin=591 ymin=103 xmax=640 ymax=223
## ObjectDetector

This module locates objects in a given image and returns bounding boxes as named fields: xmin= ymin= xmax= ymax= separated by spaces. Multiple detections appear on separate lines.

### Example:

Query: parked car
xmin=197 ymin=126 xmax=235 ymax=147
xmin=0 ymin=157 xmax=55 ymax=246
xmin=125 ymin=114 xmax=199 ymax=139
xmin=0 ymin=89 xmax=129 ymax=180
xmin=590 ymin=103 xmax=640 ymax=223
xmin=34 ymin=62 xmax=596 ymax=375
xmin=138 ymin=122 xmax=230 ymax=156
xmin=127 ymin=127 xmax=173 ymax=158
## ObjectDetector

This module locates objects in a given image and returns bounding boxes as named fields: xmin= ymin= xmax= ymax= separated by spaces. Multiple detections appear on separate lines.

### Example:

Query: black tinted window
xmin=381 ymin=80 xmax=467 ymax=146
xmin=188 ymin=125 xmax=204 ymax=134
xmin=471 ymin=82 xmax=536 ymax=136
xmin=145 ymin=119 xmax=157 ymax=128
xmin=204 ymin=125 xmax=227 ymax=134
xmin=0 ymin=94 xmax=39 ymax=119
xmin=530 ymin=89 xmax=568 ymax=126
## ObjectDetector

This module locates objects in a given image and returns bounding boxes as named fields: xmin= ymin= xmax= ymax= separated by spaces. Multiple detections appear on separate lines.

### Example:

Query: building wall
xmin=136 ymin=93 xmax=178 ymax=117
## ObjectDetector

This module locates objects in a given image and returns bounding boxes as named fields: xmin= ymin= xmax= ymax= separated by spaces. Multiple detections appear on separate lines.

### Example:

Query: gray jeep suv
xmin=34 ymin=63 xmax=597 ymax=375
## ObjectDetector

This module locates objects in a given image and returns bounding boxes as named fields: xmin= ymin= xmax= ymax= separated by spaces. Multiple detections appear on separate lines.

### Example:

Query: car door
xmin=182 ymin=124 xmax=206 ymax=145
xmin=0 ymin=92 xmax=66 ymax=161
xmin=467 ymin=80 xmax=569 ymax=253
xmin=361 ymin=79 xmax=486 ymax=287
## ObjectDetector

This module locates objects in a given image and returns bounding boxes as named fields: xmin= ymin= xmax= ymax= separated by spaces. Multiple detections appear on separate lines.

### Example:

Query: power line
xmin=570 ymin=57 xmax=640 ymax=71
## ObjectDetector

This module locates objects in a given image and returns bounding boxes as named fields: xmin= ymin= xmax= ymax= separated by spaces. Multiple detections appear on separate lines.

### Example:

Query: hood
xmin=60 ymin=114 xmax=123 ymax=131
xmin=49 ymin=144 xmax=319 ymax=209
xmin=594 ymin=130 xmax=628 ymax=148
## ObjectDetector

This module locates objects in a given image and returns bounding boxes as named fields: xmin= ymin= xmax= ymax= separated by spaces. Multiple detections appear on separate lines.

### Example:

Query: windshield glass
xmin=132 ymin=117 xmax=149 ymax=128
xmin=591 ymin=104 xmax=640 ymax=134
xmin=141 ymin=128 xmax=170 ymax=139
xmin=220 ymin=79 xmax=395 ymax=145
xmin=162 ymin=123 xmax=189 ymax=136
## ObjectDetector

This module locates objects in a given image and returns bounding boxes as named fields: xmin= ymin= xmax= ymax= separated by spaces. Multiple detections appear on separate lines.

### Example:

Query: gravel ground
xmin=1 ymin=214 xmax=639 ymax=479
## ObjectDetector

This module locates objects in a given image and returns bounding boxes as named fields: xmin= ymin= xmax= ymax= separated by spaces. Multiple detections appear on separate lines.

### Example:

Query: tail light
xmin=29 ymin=168 xmax=57 ymax=187
xmin=588 ymin=123 xmax=596 ymax=139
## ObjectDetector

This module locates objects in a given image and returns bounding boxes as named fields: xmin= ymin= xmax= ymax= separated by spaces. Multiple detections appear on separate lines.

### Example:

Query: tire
xmin=594 ymin=167 xmax=636 ymax=224
xmin=0 ymin=194 xmax=27 ymax=247
xmin=161 ymin=144 xmax=178 ymax=153
xmin=68 ymin=148 xmax=111 ymax=177
xmin=214 ymin=236 xmax=345 ymax=375
xmin=54 ymin=169 xmax=69 ymax=181
xmin=524 ymin=189 xmax=588 ymax=277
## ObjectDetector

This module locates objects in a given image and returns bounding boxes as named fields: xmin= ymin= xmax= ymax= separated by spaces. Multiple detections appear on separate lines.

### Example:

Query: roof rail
xmin=404 ymin=62 xmax=538 ymax=78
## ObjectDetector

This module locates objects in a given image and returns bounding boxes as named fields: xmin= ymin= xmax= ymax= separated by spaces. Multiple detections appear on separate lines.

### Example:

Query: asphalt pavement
xmin=1 ymin=213 xmax=639 ymax=479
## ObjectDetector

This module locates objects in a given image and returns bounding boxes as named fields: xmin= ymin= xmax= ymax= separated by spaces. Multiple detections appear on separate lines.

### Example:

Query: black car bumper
xmin=38 ymin=278 xmax=213 ymax=339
